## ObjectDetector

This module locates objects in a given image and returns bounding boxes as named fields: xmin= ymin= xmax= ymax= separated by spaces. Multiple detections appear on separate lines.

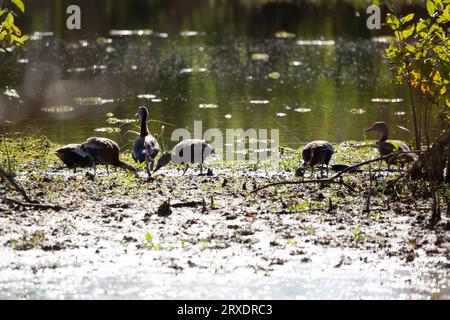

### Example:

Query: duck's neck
xmin=140 ymin=111 xmax=149 ymax=137
xmin=380 ymin=127 xmax=388 ymax=143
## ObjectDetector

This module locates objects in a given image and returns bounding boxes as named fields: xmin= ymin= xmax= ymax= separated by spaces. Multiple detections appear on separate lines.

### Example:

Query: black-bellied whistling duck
xmin=81 ymin=137 xmax=136 ymax=175
xmin=132 ymin=106 xmax=160 ymax=177
xmin=154 ymin=139 xmax=215 ymax=175
xmin=55 ymin=144 xmax=93 ymax=173
xmin=295 ymin=141 xmax=335 ymax=177
xmin=364 ymin=121 xmax=415 ymax=168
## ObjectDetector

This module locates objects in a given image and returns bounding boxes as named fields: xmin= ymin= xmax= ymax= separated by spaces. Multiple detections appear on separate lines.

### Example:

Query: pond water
xmin=1 ymin=1 xmax=445 ymax=150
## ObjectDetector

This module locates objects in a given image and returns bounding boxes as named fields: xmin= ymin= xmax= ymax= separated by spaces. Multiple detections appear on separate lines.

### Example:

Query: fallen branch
xmin=3 ymin=197 xmax=62 ymax=210
xmin=0 ymin=166 xmax=32 ymax=202
xmin=251 ymin=151 xmax=425 ymax=195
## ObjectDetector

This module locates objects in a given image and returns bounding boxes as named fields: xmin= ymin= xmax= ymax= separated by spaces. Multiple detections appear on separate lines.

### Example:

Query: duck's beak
xmin=364 ymin=125 xmax=375 ymax=132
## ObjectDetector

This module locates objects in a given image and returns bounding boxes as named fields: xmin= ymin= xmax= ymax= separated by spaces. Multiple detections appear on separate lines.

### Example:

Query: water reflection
xmin=0 ymin=0 xmax=443 ymax=149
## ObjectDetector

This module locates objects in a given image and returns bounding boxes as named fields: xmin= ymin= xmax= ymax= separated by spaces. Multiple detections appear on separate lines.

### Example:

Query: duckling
xmin=81 ymin=137 xmax=136 ymax=175
xmin=132 ymin=106 xmax=159 ymax=178
xmin=154 ymin=139 xmax=215 ymax=175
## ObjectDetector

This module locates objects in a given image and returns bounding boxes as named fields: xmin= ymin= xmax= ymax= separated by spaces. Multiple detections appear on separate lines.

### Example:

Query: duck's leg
xmin=145 ymin=156 xmax=152 ymax=177
xmin=106 ymin=165 xmax=110 ymax=175
xmin=200 ymin=164 xmax=203 ymax=175
xmin=182 ymin=164 xmax=189 ymax=176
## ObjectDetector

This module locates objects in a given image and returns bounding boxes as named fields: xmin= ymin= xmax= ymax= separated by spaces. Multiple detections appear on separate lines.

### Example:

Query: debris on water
xmin=297 ymin=40 xmax=335 ymax=46
xmin=105 ymin=46 xmax=116 ymax=53
xmin=180 ymin=67 xmax=208 ymax=75
xmin=294 ymin=108 xmax=312 ymax=113
xmin=371 ymin=98 xmax=404 ymax=103
xmin=268 ymin=72 xmax=281 ymax=80
xmin=290 ymin=61 xmax=303 ymax=66
xmin=371 ymin=36 xmax=395 ymax=44
xmin=137 ymin=94 xmax=156 ymax=100
xmin=3 ymin=88 xmax=20 ymax=100
xmin=251 ymin=53 xmax=269 ymax=62
xmin=96 ymin=37 xmax=113 ymax=45
xmin=106 ymin=113 xmax=114 ymax=118
xmin=276 ymin=113 xmax=287 ymax=117
xmin=151 ymin=98 xmax=162 ymax=103
xmin=250 ymin=100 xmax=270 ymax=105
xmin=41 ymin=105 xmax=74 ymax=113
xmin=17 ymin=58 xmax=28 ymax=64
xmin=109 ymin=29 xmax=153 ymax=36
xmin=199 ymin=104 xmax=218 ymax=109
xmin=225 ymin=114 xmax=232 ymax=119
xmin=350 ymin=108 xmax=366 ymax=114
xmin=67 ymin=67 xmax=86 ymax=73
xmin=30 ymin=31 xmax=54 ymax=41
xmin=275 ymin=31 xmax=296 ymax=39
xmin=394 ymin=111 xmax=406 ymax=116
xmin=106 ymin=118 xmax=137 ymax=124
xmin=74 ymin=97 xmax=115 ymax=106
xmin=180 ymin=31 xmax=206 ymax=37
xmin=94 ymin=127 xmax=121 ymax=133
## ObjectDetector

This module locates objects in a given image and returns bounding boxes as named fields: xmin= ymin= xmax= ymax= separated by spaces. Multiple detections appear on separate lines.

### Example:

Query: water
xmin=0 ymin=0 xmax=444 ymax=150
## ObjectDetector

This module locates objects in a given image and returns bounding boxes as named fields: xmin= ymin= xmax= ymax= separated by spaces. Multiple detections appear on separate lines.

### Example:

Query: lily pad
xmin=268 ymin=72 xmax=281 ymax=80
xmin=199 ymin=104 xmax=218 ymax=109
xmin=294 ymin=108 xmax=312 ymax=113
xmin=297 ymin=40 xmax=335 ymax=46
xmin=3 ymin=88 xmax=20 ymax=100
xmin=275 ymin=31 xmax=296 ymax=39
xmin=41 ymin=105 xmax=74 ymax=113
xmin=251 ymin=53 xmax=269 ymax=62
xmin=94 ymin=127 xmax=121 ymax=133
xmin=109 ymin=29 xmax=153 ymax=36
xmin=74 ymin=97 xmax=114 ymax=106
xmin=371 ymin=98 xmax=404 ymax=103
xmin=250 ymin=100 xmax=270 ymax=105
xmin=350 ymin=108 xmax=366 ymax=114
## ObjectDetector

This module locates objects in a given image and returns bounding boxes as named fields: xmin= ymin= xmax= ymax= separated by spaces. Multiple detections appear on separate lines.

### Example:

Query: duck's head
xmin=136 ymin=106 xmax=149 ymax=118
xmin=365 ymin=121 xmax=388 ymax=133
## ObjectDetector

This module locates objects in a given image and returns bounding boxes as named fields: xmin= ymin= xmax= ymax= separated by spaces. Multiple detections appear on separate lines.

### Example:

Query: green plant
xmin=144 ymin=232 xmax=163 ymax=250
xmin=384 ymin=0 xmax=450 ymax=148
xmin=352 ymin=226 xmax=368 ymax=242
xmin=0 ymin=0 xmax=28 ymax=49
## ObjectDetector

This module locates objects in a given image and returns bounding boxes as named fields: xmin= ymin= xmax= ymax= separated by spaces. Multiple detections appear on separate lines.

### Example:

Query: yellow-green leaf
xmin=427 ymin=0 xmax=435 ymax=16
xmin=11 ymin=0 xmax=25 ymax=13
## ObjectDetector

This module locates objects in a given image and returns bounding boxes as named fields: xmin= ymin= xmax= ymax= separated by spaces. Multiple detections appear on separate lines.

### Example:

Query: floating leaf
xmin=74 ymin=97 xmax=114 ymax=106
xmin=297 ymin=40 xmax=335 ymax=46
xmin=371 ymin=98 xmax=403 ymax=103
xmin=250 ymin=100 xmax=270 ymax=105
xmin=3 ymin=88 xmax=20 ymax=99
xmin=275 ymin=31 xmax=296 ymax=39
xmin=199 ymin=103 xmax=218 ymax=109
xmin=294 ymin=108 xmax=312 ymax=113
xmin=350 ymin=108 xmax=366 ymax=114
xmin=109 ymin=29 xmax=153 ymax=36
xmin=94 ymin=127 xmax=121 ymax=133
xmin=180 ymin=31 xmax=206 ymax=37
xmin=268 ymin=72 xmax=281 ymax=80
xmin=41 ymin=105 xmax=74 ymax=113
xmin=251 ymin=53 xmax=269 ymax=62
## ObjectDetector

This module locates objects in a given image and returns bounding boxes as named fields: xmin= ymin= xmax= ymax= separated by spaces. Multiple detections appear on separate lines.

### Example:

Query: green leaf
xmin=402 ymin=13 xmax=415 ymax=24
xmin=11 ymin=0 xmax=25 ymax=13
xmin=427 ymin=0 xmax=436 ymax=16
xmin=402 ymin=25 xmax=415 ymax=39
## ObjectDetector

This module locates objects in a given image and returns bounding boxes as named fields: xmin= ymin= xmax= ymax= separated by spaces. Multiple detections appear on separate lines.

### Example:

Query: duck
xmin=55 ymin=144 xmax=94 ymax=173
xmin=364 ymin=121 xmax=415 ymax=168
xmin=295 ymin=141 xmax=335 ymax=177
xmin=132 ymin=106 xmax=160 ymax=177
xmin=81 ymin=137 xmax=136 ymax=175
xmin=154 ymin=139 xmax=215 ymax=175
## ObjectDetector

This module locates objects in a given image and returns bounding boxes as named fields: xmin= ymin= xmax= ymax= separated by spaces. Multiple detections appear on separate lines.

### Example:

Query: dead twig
xmin=251 ymin=151 xmax=425 ymax=195
xmin=0 ymin=166 xmax=32 ymax=202
xmin=3 ymin=197 xmax=62 ymax=210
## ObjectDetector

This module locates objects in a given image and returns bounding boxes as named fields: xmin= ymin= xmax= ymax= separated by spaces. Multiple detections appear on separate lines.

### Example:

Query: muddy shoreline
xmin=0 ymin=139 xmax=449 ymax=299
